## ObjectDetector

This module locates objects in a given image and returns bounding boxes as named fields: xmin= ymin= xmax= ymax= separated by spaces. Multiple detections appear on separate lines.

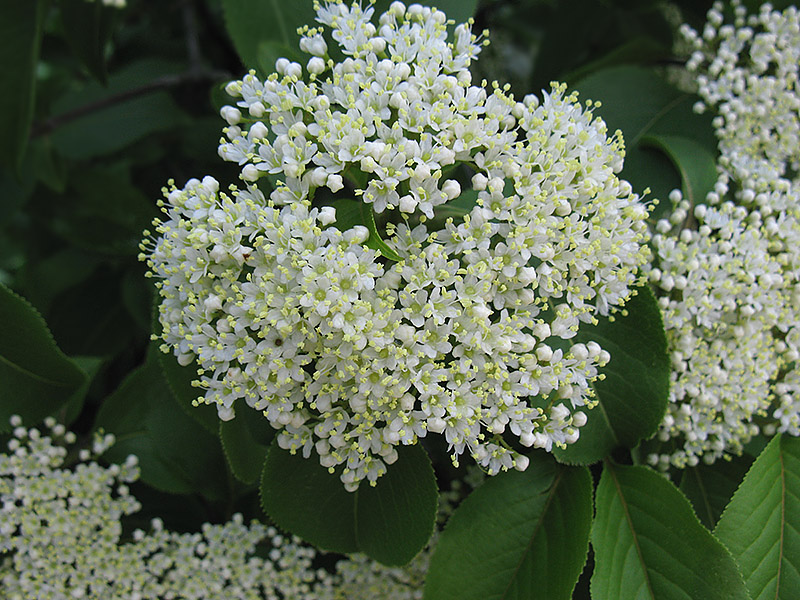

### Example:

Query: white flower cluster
xmin=648 ymin=1 xmax=800 ymax=468
xmin=143 ymin=0 xmax=650 ymax=489
xmin=0 ymin=417 xmax=449 ymax=600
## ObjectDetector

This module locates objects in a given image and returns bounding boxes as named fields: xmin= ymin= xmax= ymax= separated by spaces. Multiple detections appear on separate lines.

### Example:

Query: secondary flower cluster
xmin=144 ymin=0 xmax=650 ymax=489
xmin=0 ymin=418 xmax=444 ymax=600
xmin=648 ymin=1 xmax=800 ymax=468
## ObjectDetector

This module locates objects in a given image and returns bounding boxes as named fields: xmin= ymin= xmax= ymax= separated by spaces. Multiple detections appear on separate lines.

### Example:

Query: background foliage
xmin=1 ymin=0 xmax=798 ymax=597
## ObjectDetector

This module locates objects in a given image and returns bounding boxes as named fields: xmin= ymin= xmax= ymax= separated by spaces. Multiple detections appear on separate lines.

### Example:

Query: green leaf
xmin=592 ymin=462 xmax=750 ymax=600
xmin=642 ymin=135 xmax=719 ymax=208
xmin=60 ymin=0 xmax=119 ymax=83
xmin=0 ymin=1 xmax=47 ymax=170
xmin=574 ymin=67 xmax=716 ymax=216
xmin=155 ymin=345 xmax=220 ymax=436
xmin=95 ymin=348 xmax=228 ymax=500
xmin=679 ymin=454 xmax=753 ymax=530
xmin=261 ymin=441 xmax=438 ymax=565
xmin=256 ymin=40 xmax=306 ymax=78
xmin=715 ymin=434 xmax=800 ymax=600
xmin=45 ymin=268 xmax=137 ymax=357
xmin=49 ymin=60 xmax=188 ymax=160
xmin=219 ymin=407 xmax=275 ymax=485
xmin=53 ymin=163 xmax=157 ymax=255
xmin=222 ymin=0 xmax=317 ymax=69
xmin=0 ymin=283 xmax=88 ymax=433
xmin=331 ymin=198 xmax=402 ymax=261
xmin=424 ymin=455 xmax=592 ymax=600
xmin=554 ymin=287 xmax=669 ymax=465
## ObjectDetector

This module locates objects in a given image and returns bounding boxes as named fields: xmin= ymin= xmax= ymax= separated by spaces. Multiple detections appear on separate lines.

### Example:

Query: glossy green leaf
xmin=0 ymin=283 xmax=89 ymax=432
xmin=0 ymin=1 xmax=47 ymax=169
xmin=219 ymin=407 xmax=275 ymax=485
xmin=715 ymin=434 xmax=800 ymax=600
xmin=331 ymin=198 xmax=402 ymax=261
xmin=261 ymin=441 xmax=437 ymax=565
xmin=575 ymin=67 xmax=716 ymax=215
xmin=95 ymin=348 xmax=228 ymax=500
xmin=424 ymin=454 xmax=592 ymax=600
xmin=554 ymin=287 xmax=669 ymax=465
xmin=679 ymin=454 xmax=754 ymax=530
xmin=642 ymin=134 xmax=719 ymax=208
xmin=222 ymin=0 xmax=317 ymax=69
xmin=592 ymin=462 xmax=749 ymax=600
xmin=60 ymin=0 xmax=119 ymax=83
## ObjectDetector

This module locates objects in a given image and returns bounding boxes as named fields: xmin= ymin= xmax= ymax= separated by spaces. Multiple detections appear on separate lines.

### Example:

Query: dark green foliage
xmin=424 ymin=454 xmax=593 ymax=600
xmin=592 ymin=462 xmax=749 ymax=600
xmin=554 ymin=287 xmax=670 ymax=465
xmin=0 ymin=1 xmax=47 ymax=170
xmin=1 ymin=0 xmax=797 ymax=595
xmin=715 ymin=435 xmax=800 ymax=600
xmin=0 ymin=283 xmax=88 ymax=432
xmin=95 ymin=347 xmax=229 ymax=500
xmin=261 ymin=441 xmax=438 ymax=565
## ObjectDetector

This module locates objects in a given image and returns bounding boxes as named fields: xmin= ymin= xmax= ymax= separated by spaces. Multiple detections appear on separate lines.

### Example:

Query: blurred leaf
xmin=331 ymin=198 xmax=402 ymax=261
xmin=715 ymin=434 xmax=800 ymax=600
xmin=575 ymin=67 xmax=716 ymax=210
xmin=0 ymin=283 xmax=88 ymax=433
xmin=49 ymin=60 xmax=188 ymax=160
xmin=46 ymin=268 xmax=138 ymax=357
xmin=529 ymin=1 xmax=673 ymax=93
xmin=554 ymin=287 xmax=670 ymax=465
xmin=221 ymin=0 xmax=317 ymax=69
xmin=29 ymin=138 xmax=68 ymax=193
xmin=0 ymin=1 xmax=47 ymax=170
xmin=642 ymin=135 xmax=719 ymax=208
xmin=256 ymin=39 xmax=305 ymax=77
xmin=121 ymin=267 xmax=155 ymax=332
xmin=679 ymin=454 xmax=753 ymax=530
xmin=424 ymin=455 xmax=592 ymax=600
xmin=51 ymin=163 xmax=156 ymax=255
xmin=95 ymin=348 xmax=228 ymax=500
xmin=219 ymin=407 xmax=275 ymax=485
xmin=564 ymin=37 xmax=667 ymax=84
xmin=15 ymin=248 xmax=101 ymax=315
xmin=60 ymin=0 xmax=119 ymax=83
xmin=261 ymin=441 xmax=438 ymax=565
xmin=592 ymin=462 xmax=749 ymax=600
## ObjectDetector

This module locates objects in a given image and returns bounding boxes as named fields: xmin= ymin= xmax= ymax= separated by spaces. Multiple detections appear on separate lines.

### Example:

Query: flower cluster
xmin=143 ymin=0 xmax=650 ymax=489
xmin=0 ymin=417 xmax=459 ymax=599
xmin=648 ymin=1 xmax=800 ymax=468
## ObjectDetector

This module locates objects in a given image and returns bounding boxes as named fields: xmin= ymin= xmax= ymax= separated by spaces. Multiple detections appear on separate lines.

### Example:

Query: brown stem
xmin=30 ymin=68 xmax=230 ymax=140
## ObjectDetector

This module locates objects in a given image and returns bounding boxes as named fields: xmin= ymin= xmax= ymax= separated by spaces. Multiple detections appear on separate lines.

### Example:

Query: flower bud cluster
xmin=0 ymin=417 xmax=443 ymax=599
xmin=144 ymin=0 xmax=650 ymax=489
xmin=649 ymin=1 xmax=800 ymax=468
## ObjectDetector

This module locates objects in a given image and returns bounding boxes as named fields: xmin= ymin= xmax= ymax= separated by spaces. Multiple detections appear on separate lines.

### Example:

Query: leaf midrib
xmin=690 ymin=466 xmax=717 ymax=528
xmin=775 ymin=446 xmax=786 ymax=600
xmin=607 ymin=461 xmax=656 ymax=599
xmin=0 ymin=351 xmax=79 ymax=388
xmin=269 ymin=0 xmax=290 ymax=47
xmin=500 ymin=469 xmax=565 ymax=599
xmin=630 ymin=93 xmax=687 ymax=146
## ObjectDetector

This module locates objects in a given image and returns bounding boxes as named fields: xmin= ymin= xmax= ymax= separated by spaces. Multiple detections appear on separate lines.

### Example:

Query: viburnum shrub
xmin=142 ymin=0 xmax=651 ymax=490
